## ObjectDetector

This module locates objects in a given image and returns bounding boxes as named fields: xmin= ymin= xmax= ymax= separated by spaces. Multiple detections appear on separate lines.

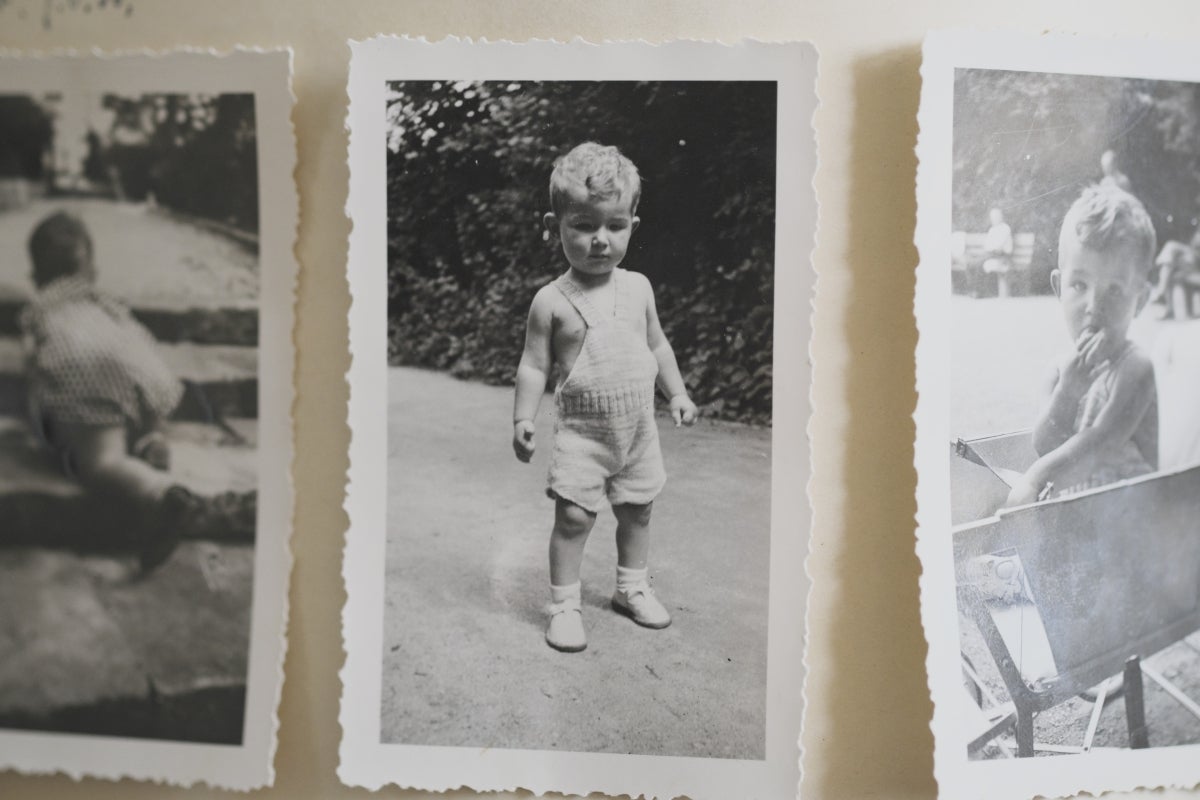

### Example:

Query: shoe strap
xmin=621 ymin=582 xmax=655 ymax=601
xmin=547 ymin=597 xmax=581 ymax=617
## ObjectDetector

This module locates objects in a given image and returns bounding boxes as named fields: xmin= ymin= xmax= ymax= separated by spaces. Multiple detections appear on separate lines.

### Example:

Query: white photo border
xmin=0 ymin=48 xmax=297 ymax=790
xmin=341 ymin=37 xmax=816 ymax=800
xmin=915 ymin=29 xmax=1200 ymax=800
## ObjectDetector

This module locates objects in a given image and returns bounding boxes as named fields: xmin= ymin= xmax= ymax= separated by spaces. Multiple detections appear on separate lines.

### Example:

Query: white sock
xmin=616 ymin=565 xmax=648 ymax=594
xmin=550 ymin=581 xmax=581 ymax=605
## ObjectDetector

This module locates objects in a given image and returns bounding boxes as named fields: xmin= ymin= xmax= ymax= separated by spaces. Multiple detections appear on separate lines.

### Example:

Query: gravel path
xmin=380 ymin=366 xmax=774 ymax=759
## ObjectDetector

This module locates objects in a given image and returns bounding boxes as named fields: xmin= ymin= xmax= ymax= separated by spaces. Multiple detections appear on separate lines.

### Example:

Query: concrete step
xmin=0 ymin=337 xmax=257 ymax=420
xmin=0 ymin=196 xmax=259 ymax=346
xmin=0 ymin=417 xmax=257 ymax=547
xmin=0 ymin=198 xmax=259 ymax=307
xmin=0 ymin=295 xmax=257 ymax=347
xmin=0 ymin=542 xmax=252 ymax=743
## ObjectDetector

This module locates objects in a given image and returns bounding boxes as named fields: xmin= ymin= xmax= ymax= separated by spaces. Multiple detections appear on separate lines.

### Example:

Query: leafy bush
xmin=100 ymin=93 xmax=259 ymax=232
xmin=954 ymin=71 xmax=1200 ymax=292
xmin=386 ymin=81 xmax=777 ymax=425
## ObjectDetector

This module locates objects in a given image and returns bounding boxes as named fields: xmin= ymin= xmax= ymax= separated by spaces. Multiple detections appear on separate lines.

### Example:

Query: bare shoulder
xmin=623 ymin=269 xmax=657 ymax=308
xmin=1114 ymin=344 xmax=1156 ymax=392
xmin=528 ymin=283 xmax=561 ymax=317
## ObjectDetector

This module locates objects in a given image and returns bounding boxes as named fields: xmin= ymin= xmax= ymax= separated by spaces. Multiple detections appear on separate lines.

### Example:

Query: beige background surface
xmin=0 ymin=1 xmax=1198 ymax=798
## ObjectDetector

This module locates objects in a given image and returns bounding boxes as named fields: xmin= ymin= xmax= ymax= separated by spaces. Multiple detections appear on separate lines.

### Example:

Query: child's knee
xmin=554 ymin=499 xmax=596 ymax=537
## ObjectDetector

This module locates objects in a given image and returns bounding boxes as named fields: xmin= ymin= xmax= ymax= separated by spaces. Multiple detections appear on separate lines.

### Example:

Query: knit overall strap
xmin=553 ymin=269 xmax=629 ymax=327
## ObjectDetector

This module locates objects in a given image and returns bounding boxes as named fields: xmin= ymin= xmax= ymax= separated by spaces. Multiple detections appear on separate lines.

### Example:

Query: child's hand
xmin=1060 ymin=329 xmax=1110 ymax=395
xmin=512 ymin=420 xmax=536 ymax=462
xmin=1004 ymin=476 xmax=1043 ymax=509
xmin=669 ymin=394 xmax=698 ymax=427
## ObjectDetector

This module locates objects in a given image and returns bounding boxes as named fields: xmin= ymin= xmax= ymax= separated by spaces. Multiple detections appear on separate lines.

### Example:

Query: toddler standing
xmin=512 ymin=143 xmax=697 ymax=652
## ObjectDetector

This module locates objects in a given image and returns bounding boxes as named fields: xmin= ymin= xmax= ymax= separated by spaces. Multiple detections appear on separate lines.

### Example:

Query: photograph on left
xmin=0 ymin=51 xmax=295 ymax=789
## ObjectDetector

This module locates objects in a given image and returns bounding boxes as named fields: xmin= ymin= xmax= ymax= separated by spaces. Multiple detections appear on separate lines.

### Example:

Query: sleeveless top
xmin=552 ymin=268 xmax=659 ymax=417
xmin=1060 ymin=340 xmax=1154 ymax=495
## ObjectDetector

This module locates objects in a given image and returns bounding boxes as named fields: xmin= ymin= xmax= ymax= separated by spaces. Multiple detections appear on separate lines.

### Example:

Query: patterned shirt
xmin=20 ymin=275 xmax=182 ymax=434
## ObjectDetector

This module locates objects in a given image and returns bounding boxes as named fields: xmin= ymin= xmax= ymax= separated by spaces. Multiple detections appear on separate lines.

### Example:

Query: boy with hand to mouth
xmin=512 ymin=142 xmax=698 ymax=652
xmin=1006 ymin=184 xmax=1159 ymax=507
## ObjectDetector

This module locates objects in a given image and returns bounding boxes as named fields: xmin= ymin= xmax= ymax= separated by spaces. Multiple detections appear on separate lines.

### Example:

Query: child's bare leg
xmin=612 ymin=501 xmax=670 ymax=629
xmin=614 ymin=501 xmax=652 ymax=570
xmin=57 ymin=423 xmax=173 ymax=504
xmin=546 ymin=498 xmax=595 ymax=652
xmin=56 ymin=422 xmax=180 ymax=572
xmin=549 ymin=497 xmax=596 ymax=587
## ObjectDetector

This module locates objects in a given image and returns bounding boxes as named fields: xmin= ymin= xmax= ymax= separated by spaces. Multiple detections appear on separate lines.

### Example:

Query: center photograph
xmin=380 ymin=78 xmax=777 ymax=759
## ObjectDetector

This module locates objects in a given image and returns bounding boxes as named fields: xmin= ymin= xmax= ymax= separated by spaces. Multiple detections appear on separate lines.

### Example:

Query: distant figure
xmin=1006 ymin=184 xmax=1158 ymax=506
xmin=512 ymin=143 xmax=698 ymax=652
xmin=1151 ymin=239 xmax=1199 ymax=319
xmin=982 ymin=207 xmax=1014 ymax=297
xmin=1100 ymin=149 xmax=1133 ymax=193
xmin=19 ymin=211 xmax=254 ymax=572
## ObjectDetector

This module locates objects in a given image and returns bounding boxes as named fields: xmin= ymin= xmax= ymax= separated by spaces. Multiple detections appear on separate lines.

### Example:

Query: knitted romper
xmin=547 ymin=268 xmax=666 ymax=513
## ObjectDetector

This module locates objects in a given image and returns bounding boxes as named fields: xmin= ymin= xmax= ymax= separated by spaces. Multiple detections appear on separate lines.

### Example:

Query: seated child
xmin=512 ymin=142 xmax=698 ymax=652
xmin=1006 ymin=184 xmax=1159 ymax=507
xmin=20 ymin=211 xmax=254 ymax=572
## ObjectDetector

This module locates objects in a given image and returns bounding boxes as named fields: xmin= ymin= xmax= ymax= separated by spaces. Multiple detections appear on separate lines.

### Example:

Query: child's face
xmin=545 ymin=193 xmax=639 ymax=277
xmin=1053 ymin=236 xmax=1148 ymax=343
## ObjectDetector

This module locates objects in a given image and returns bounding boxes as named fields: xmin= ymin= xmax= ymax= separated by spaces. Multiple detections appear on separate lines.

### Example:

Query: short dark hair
xmin=28 ymin=211 xmax=92 ymax=287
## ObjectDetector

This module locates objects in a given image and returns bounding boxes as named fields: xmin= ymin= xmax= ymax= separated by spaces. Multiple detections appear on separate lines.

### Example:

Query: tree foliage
xmin=386 ymin=80 xmax=777 ymax=424
xmin=954 ymin=69 xmax=1200 ymax=291
xmin=0 ymin=95 xmax=53 ymax=179
xmin=102 ymin=93 xmax=259 ymax=232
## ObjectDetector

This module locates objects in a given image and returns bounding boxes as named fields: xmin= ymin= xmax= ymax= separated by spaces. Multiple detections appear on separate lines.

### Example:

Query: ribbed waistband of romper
xmin=556 ymin=383 xmax=655 ymax=416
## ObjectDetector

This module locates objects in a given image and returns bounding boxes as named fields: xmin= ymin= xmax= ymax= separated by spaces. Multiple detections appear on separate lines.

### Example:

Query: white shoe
xmin=612 ymin=583 xmax=672 ymax=629
xmin=546 ymin=596 xmax=587 ymax=652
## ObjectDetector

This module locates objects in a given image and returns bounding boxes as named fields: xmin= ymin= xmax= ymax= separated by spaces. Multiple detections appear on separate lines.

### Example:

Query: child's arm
xmin=1007 ymin=348 xmax=1155 ymax=506
xmin=1032 ymin=330 xmax=1110 ymax=455
xmin=639 ymin=274 xmax=697 ymax=427
xmin=512 ymin=287 xmax=554 ymax=462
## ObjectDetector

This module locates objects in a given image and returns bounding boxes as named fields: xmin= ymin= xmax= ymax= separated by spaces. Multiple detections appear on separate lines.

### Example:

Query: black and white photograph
xmin=0 ymin=51 xmax=295 ymax=789
xmin=341 ymin=38 xmax=815 ymax=800
xmin=916 ymin=31 xmax=1200 ymax=800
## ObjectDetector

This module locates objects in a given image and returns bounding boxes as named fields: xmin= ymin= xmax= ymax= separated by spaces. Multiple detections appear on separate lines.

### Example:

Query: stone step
xmin=0 ymin=417 xmax=257 ymax=547
xmin=0 ymin=198 xmax=259 ymax=309
xmin=0 ymin=196 xmax=259 ymax=346
xmin=0 ymin=542 xmax=252 ymax=744
xmin=0 ymin=337 xmax=258 ymax=420
xmin=0 ymin=296 xmax=257 ymax=347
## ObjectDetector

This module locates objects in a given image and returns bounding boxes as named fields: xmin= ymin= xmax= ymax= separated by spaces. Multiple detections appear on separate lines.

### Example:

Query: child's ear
xmin=1050 ymin=269 xmax=1062 ymax=298
xmin=543 ymin=213 xmax=559 ymax=236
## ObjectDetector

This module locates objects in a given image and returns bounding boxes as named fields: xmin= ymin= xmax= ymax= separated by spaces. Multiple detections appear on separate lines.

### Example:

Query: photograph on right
xmin=916 ymin=30 xmax=1200 ymax=800
xmin=950 ymin=66 xmax=1200 ymax=758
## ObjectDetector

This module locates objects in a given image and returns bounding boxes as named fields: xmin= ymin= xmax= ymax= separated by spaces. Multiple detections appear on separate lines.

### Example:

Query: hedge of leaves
xmin=954 ymin=70 xmax=1200 ymax=292
xmin=386 ymin=81 xmax=777 ymax=425
xmin=99 ymin=93 xmax=259 ymax=233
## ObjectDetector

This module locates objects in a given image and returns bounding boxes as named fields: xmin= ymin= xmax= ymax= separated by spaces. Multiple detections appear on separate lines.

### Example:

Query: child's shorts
xmin=547 ymin=406 xmax=666 ymax=514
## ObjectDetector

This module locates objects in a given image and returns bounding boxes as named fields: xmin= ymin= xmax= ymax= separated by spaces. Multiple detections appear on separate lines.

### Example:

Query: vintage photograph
xmin=342 ymin=39 xmax=815 ymax=800
xmin=0 ymin=52 xmax=294 ymax=789
xmin=917 ymin=32 xmax=1200 ymax=800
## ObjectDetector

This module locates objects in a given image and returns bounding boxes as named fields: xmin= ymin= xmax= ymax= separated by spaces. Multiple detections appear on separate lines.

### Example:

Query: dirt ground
xmin=951 ymin=293 xmax=1200 ymax=754
xmin=380 ymin=366 xmax=773 ymax=759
